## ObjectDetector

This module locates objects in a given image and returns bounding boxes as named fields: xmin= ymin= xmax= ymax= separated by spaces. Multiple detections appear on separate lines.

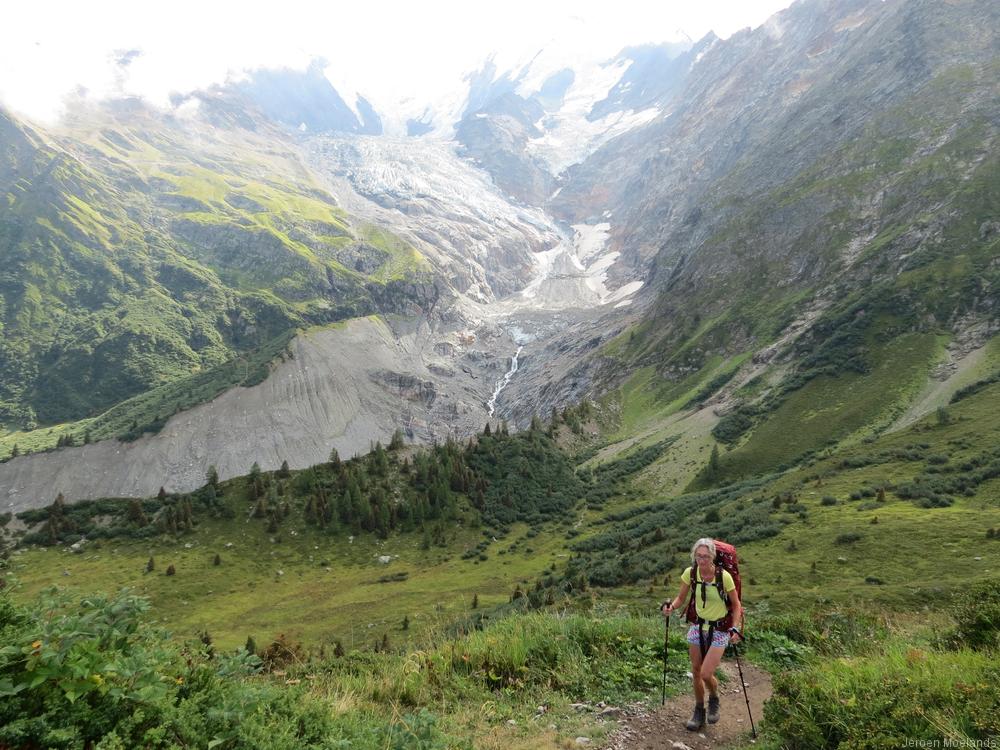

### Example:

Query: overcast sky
xmin=2 ymin=0 xmax=795 ymax=123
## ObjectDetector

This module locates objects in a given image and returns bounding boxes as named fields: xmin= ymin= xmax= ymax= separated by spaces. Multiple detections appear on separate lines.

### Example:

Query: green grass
xmin=7 ymin=516 xmax=558 ymax=651
xmin=762 ymin=643 xmax=1000 ymax=749
xmin=718 ymin=332 xmax=940 ymax=480
xmin=0 ymin=585 xmax=694 ymax=750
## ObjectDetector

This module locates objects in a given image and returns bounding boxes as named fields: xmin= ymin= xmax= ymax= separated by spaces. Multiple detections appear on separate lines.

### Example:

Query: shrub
xmin=820 ymin=496 xmax=838 ymax=506
xmin=835 ymin=532 xmax=863 ymax=545
xmin=712 ymin=408 xmax=754 ymax=444
xmin=0 ymin=589 xmax=357 ymax=750
xmin=950 ymin=577 xmax=1000 ymax=650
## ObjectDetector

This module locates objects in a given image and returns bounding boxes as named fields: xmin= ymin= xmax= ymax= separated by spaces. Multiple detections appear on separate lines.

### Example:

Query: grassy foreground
xmin=0 ymin=590 xmax=692 ymax=750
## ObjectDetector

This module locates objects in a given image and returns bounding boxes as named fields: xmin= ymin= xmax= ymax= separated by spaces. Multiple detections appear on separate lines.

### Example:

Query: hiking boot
xmin=707 ymin=694 xmax=721 ymax=724
xmin=685 ymin=703 xmax=706 ymax=731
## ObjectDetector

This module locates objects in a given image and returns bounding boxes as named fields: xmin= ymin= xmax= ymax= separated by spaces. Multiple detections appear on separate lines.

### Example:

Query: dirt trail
xmin=604 ymin=660 xmax=772 ymax=750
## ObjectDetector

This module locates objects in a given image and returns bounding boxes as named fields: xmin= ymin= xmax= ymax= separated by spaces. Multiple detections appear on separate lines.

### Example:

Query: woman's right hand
xmin=661 ymin=601 xmax=673 ymax=618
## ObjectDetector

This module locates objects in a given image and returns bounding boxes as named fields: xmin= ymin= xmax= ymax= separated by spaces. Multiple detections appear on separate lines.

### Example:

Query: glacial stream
xmin=487 ymin=346 xmax=523 ymax=417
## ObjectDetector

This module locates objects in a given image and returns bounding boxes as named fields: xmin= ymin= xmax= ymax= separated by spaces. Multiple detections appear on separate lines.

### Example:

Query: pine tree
xmin=372 ymin=441 xmax=389 ymax=476
xmin=245 ymin=635 xmax=257 ymax=655
xmin=213 ymin=553 xmax=221 ymax=566
xmin=10 ymin=444 xmax=19 ymax=458
xmin=471 ymin=593 xmax=479 ymax=610
xmin=145 ymin=556 xmax=155 ymax=573
xmin=708 ymin=444 xmax=721 ymax=478
xmin=389 ymin=429 xmax=405 ymax=451
xmin=157 ymin=486 xmax=167 ymax=502
xmin=206 ymin=465 xmax=219 ymax=489
xmin=334 ymin=640 xmax=345 ymax=658
xmin=402 ymin=615 xmax=410 ymax=631
xmin=253 ymin=496 xmax=268 ymax=519
xmin=329 ymin=448 xmax=342 ymax=470
xmin=278 ymin=460 xmax=290 ymax=478
xmin=127 ymin=499 xmax=149 ymax=527
xmin=166 ymin=564 xmax=176 ymax=576
xmin=249 ymin=462 xmax=262 ymax=498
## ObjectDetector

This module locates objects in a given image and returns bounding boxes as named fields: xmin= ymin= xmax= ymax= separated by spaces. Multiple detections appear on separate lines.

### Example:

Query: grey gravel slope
xmin=1 ymin=316 xmax=507 ymax=511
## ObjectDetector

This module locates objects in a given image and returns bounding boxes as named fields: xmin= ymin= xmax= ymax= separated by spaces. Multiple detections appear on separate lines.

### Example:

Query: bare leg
xmin=699 ymin=644 xmax=726 ymax=697
xmin=688 ymin=643 xmax=705 ymax=704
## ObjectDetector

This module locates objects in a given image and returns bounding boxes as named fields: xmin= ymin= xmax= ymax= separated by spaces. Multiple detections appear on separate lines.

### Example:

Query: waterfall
xmin=487 ymin=346 xmax=523 ymax=417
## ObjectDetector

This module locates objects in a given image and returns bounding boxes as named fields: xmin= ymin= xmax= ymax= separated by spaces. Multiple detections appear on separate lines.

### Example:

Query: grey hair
xmin=691 ymin=538 xmax=717 ymax=563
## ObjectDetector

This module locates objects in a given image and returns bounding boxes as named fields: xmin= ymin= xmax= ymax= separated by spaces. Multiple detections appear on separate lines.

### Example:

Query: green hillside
xmin=3 ymin=373 xmax=999 ymax=747
xmin=0 ymin=108 xmax=429 ymax=445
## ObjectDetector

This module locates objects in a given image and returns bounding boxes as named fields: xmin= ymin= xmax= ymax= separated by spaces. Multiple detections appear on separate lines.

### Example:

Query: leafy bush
xmin=0 ymin=588 xmax=365 ymax=749
xmin=746 ymin=629 xmax=813 ymax=670
xmin=712 ymin=407 xmax=755 ymax=444
xmin=950 ymin=577 xmax=1000 ymax=651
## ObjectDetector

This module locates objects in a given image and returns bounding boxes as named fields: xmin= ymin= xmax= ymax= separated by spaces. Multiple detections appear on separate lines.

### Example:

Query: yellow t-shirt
xmin=682 ymin=566 xmax=736 ymax=629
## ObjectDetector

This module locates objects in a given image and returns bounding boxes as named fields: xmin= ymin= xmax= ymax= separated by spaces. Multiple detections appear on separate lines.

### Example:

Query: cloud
xmin=0 ymin=0 xmax=793 ymax=123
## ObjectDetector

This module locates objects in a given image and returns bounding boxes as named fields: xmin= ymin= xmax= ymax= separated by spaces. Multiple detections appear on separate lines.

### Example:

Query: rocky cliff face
xmin=2 ymin=0 xmax=996 ymax=508
xmin=528 ymin=0 xmax=999 ymax=399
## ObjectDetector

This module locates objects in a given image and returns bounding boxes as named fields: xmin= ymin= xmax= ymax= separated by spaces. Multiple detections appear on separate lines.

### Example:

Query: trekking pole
xmin=732 ymin=635 xmax=757 ymax=738
xmin=661 ymin=607 xmax=670 ymax=706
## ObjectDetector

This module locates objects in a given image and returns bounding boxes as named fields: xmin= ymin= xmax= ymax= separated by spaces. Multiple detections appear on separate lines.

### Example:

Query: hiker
xmin=661 ymin=537 xmax=744 ymax=731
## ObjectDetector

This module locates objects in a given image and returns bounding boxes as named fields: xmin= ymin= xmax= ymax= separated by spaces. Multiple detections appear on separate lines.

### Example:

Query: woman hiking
xmin=661 ymin=537 xmax=744 ymax=731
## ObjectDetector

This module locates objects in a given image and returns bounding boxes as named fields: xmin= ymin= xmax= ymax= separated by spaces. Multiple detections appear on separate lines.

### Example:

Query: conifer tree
xmin=278 ymin=460 xmax=290 ymax=478
xmin=708 ymin=444 xmax=720 ymax=478
xmin=145 ymin=556 xmax=155 ymax=573
xmin=372 ymin=441 xmax=389 ymax=476
xmin=249 ymin=462 xmax=262 ymax=497
xmin=206 ymin=465 xmax=219 ymax=489
xmin=127 ymin=499 xmax=149 ymax=527
xmin=389 ymin=429 xmax=405 ymax=451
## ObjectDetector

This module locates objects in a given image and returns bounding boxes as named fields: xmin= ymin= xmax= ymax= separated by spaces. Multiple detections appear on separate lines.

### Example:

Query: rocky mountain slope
xmin=2 ymin=0 xmax=998 ymax=508
xmin=505 ymin=0 xmax=999 ymax=439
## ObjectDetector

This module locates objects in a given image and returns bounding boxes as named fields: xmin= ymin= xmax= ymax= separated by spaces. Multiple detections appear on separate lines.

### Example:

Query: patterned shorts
xmin=686 ymin=624 xmax=730 ymax=649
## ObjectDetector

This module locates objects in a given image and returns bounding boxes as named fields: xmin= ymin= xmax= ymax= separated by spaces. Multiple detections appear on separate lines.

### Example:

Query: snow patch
xmin=528 ymin=106 xmax=661 ymax=175
xmin=501 ymin=223 xmax=642 ymax=312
